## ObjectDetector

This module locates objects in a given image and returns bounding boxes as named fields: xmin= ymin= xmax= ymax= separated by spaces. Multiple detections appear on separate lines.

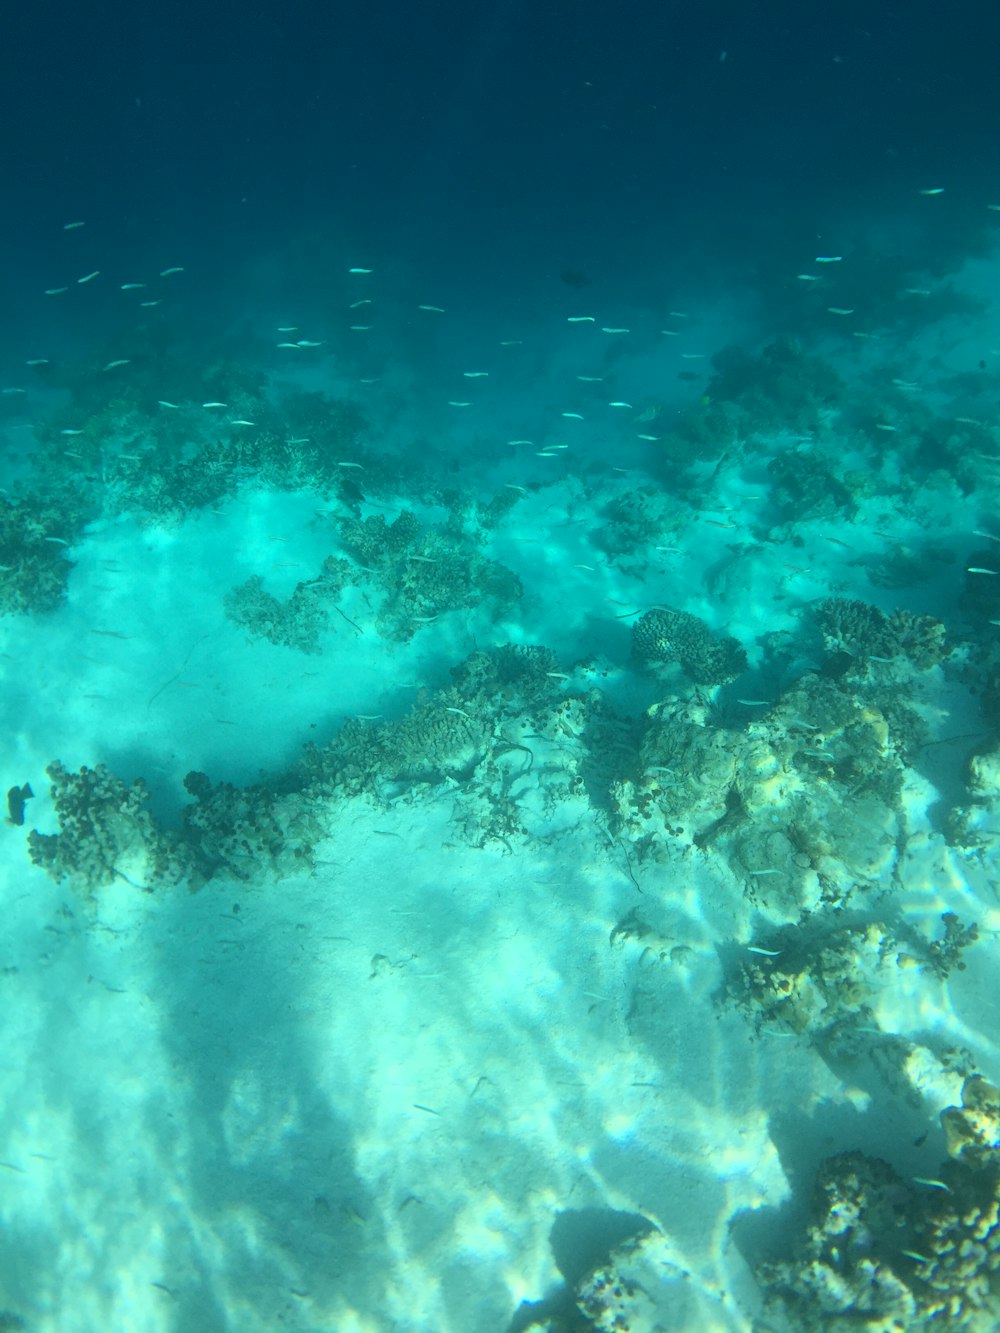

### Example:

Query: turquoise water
xmin=1 ymin=3 xmax=1000 ymax=1330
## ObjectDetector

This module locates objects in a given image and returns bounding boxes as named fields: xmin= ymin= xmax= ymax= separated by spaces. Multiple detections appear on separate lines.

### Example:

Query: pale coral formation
xmin=942 ymin=1077 xmax=1000 ymax=1171
xmin=757 ymin=1078 xmax=1000 ymax=1331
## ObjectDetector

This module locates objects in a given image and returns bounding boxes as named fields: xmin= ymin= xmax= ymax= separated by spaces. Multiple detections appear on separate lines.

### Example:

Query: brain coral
xmin=632 ymin=606 xmax=747 ymax=685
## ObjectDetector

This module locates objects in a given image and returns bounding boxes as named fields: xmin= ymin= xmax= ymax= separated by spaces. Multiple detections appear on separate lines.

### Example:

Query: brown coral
xmin=631 ymin=606 xmax=746 ymax=684
xmin=817 ymin=598 xmax=949 ymax=669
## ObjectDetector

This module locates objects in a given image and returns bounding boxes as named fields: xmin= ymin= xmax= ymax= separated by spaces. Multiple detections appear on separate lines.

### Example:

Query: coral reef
xmin=610 ymin=699 xmax=740 ymax=846
xmin=0 ymin=495 xmax=77 ymax=614
xmin=665 ymin=338 xmax=845 ymax=474
xmin=224 ymin=558 xmax=354 ymax=653
xmin=707 ymin=338 xmax=844 ymax=431
xmin=611 ymin=671 xmax=906 ymax=915
xmin=817 ymin=598 xmax=950 ymax=670
xmin=757 ymin=1151 xmax=924 ymax=1330
xmin=942 ymin=1076 xmax=1000 ymax=1171
xmin=575 ymin=1227 xmax=681 ymax=1330
xmin=724 ymin=909 xmax=980 ymax=1050
xmin=36 ymin=370 xmax=370 ymax=524
xmin=180 ymin=770 xmax=321 ymax=880
xmin=768 ymin=447 xmax=854 ymax=520
xmin=724 ymin=919 xmax=897 ymax=1039
xmin=599 ymin=487 xmax=683 ymax=567
xmin=758 ymin=1075 xmax=1000 ymax=1331
xmin=631 ymin=606 xmax=746 ymax=685
xmin=27 ymin=762 xmax=193 ymax=892
xmin=337 ymin=509 xmax=522 ymax=640
xmin=949 ymin=739 xmax=1000 ymax=857
xmin=29 ymin=645 xmax=582 ymax=889
xmin=519 ymin=1217 xmax=709 ymax=1332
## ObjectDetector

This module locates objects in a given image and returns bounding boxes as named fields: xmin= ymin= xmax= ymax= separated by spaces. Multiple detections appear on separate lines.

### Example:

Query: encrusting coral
xmin=27 ymin=762 xmax=194 ymax=892
xmin=0 ymin=495 xmax=77 ymax=615
xmin=28 ymin=645 xmax=574 ymax=891
xmin=757 ymin=1077 xmax=1000 ymax=1331
xmin=817 ymin=597 xmax=950 ymax=670
xmin=337 ymin=508 xmax=522 ymax=641
xmin=611 ymin=669 xmax=907 ymax=915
